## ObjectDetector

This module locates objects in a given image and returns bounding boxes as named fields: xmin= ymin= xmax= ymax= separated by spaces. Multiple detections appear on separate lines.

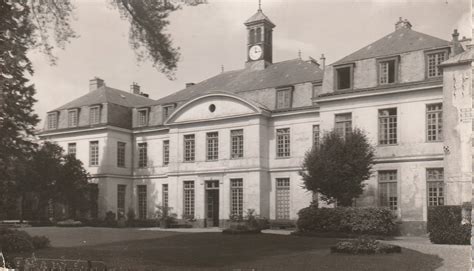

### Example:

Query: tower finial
xmin=258 ymin=0 xmax=262 ymax=11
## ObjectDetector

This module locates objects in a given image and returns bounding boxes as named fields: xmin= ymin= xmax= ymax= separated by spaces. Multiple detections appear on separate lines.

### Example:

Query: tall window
xmin=47 ymin=112 xmax=58 ymax=129
xmin=68 ymin=109 xmax=78 ymax=127
xmin=230 ymin=129 xmax=244 ymax=159
xmin=276 ymin=88 xmax=292 ymax=109
xmin=206 ymin=132 xmax=219 ymax=161
xmin=312 ymin=125 xmax=320 ymax=146
xmin=256 ymin=27 xmax=262 ymax=42
xmin=335 ymin=113 xmax=352 ymax=138
xmin=249 ymin=28 xmax=255 ymax=44
xmin=426 ymin=51 xmax=446 ymax=78
xmin=138 ymin=143 xmax=147 ymax=168
xmin=183 ymin=181 xmax=195 ymax=218
xmin=89 ymin=106 xmax=100 ymax=125
xmin=68 ymin=143 xmax=76 ymax=157
xmin=230 ymin=179 xmax=243 ymax=219
xmin=184 ymin=134 xmax=195 ymax=162
xmin=162 ymin=184 xmax=169 ymax=208
xmin=276 ymin=178 xmax=290 ymax=220
xmin=276 ymin=128 xmax=290 ymax=158
xmin=378 ymin=170 xmax=398 ymax=211
xmin=426 ymin=103 xmax=443 ymax=142
xmin=117 ymin=184 xmax=126 ymax=219
xmin=427 ymin=168 xmax=444 ymax=206
xmin=162 ymin=104 xmax=175 ymax=121
xmin=163 ymin=140 xmax=170 ymax=166
xmin=137 ymin=109 xmax=148 ymax=127
xmin=117 ymin=142 xmax=126 ymax=168
xmin=89 ymin=141 xmax=99 ymax=166
xmin=137 ymin=185 xmax=147 ymax=220
xmin=378 ymin=108 xmax=397 ymax=145
xmin=378 ymin=58 xmax=398 ymax=85
xmin=335 ymin=65 xmax=353 ymax=90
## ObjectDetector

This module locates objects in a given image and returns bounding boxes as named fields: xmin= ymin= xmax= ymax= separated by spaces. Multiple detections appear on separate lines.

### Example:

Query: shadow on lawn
xmin=29 ymin=233 xmax=444 ymax=270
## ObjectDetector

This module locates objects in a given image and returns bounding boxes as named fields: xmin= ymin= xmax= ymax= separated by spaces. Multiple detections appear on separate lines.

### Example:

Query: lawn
xmin=13 ymin=227 xmax=443 ymax=271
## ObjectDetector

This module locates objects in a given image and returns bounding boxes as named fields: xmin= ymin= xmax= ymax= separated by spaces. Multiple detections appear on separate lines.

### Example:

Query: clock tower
xmin=244 ymin=4 xmax=275 ymax=70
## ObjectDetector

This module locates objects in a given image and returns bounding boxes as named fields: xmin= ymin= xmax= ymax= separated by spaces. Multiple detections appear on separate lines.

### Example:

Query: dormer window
xmin=426 ymin=50 xmax=448 ymax=78
xmin=67 ymin=109 xmax=79 ymax=127
xmin=162 ymin=104 xmax=176 ymax=122
xmin=47 ymin=112 xmax=58 ymax=129
xmin=276 ymin=87 xmax=293 ymax=109
xmin=335 ymin=64 xmax=353 ymax=90
xmin=89 ymin=106 xmax=101 ymax=125
xmin=137 ymin=108 xmax=149 ymax=127
xmin=378 ymin=57 xmax=399 ymax=85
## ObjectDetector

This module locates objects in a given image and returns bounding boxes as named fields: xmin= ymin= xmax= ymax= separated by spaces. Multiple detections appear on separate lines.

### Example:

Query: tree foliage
xmin=300 ymin=128 xmax=375 ymax=206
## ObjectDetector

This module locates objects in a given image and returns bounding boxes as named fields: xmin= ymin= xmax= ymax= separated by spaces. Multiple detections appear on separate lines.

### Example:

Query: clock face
xmin=249 ymin=45 xmax=263 ymax=60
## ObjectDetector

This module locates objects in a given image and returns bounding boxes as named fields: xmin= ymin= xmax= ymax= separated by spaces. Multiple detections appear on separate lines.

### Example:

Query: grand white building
xmin=39 ymin=9 xmax=472 ymax=234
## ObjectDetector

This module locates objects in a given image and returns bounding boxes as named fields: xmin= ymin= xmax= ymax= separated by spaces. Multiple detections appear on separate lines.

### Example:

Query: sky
xmin=29 ymin=0 xmax=471 ymax=127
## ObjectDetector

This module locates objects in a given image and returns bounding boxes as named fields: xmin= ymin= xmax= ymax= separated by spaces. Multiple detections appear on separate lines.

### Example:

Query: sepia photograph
xmin=0 ymin=0 xmax=472 ymax=270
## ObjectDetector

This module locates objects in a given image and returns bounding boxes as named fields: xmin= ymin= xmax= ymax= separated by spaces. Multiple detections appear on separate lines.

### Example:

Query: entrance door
xmin=205 ymin=181 xmax=219 ymax=227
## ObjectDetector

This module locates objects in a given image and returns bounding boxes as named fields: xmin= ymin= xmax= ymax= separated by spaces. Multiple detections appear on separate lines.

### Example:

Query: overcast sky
xmin=29 ymin=0 xmax=471 ymax=127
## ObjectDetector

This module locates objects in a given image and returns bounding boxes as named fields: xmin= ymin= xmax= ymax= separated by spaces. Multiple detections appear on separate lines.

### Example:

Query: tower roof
xmin=244 ymin=9 xmax=275 ymax=27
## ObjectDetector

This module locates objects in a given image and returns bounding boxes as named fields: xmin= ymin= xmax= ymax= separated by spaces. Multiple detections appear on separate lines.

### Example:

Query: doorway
xmin=205 ymin=180 xmax=219 ymax=227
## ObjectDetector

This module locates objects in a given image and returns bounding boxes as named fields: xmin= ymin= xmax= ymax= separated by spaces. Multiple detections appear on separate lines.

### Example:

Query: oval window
xmin=209 ymin=104 xmax=216 ymax=112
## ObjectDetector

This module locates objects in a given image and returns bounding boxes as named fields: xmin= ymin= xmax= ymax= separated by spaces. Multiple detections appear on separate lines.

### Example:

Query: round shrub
xmin=427 ymin=205 xmax=471 ymax=245
xmin=0 ymin=231 xmax=35 ymax=253
xmin=31 ymin=235 xmax=51 ymax=249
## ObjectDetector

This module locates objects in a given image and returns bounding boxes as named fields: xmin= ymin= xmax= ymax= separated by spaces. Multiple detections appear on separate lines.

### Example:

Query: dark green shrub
xmin=297 ymin=206 xmax=397 ymax=236
xmin=427 ymin=205 xmax=471 ymax=245
xmin=104 ymin=211 xmax=117 ymax=227
xmin=31 ymin=235 xmax=51 ymax=249
xmin=330 ymin=237 xmax=401 ymax=254
xmin=0 ymin=230 xmax=34 ymax=253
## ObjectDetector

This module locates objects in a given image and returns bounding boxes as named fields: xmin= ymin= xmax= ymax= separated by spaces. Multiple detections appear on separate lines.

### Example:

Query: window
xmin=276 ymin=128 xmax=290 ymax=158
xmin=335 ymin=65 xmax=353 ymax=90
xmin=206 ymin=132 xmax=219 ymax=161
xmin=378 ymin=58 xmax=398 ymax=84
xmin=378 ymin=108 xmax=397 ymax=145
xmin=163 ymin=140 xmax=170 ymax=166
xmin=137 ymin=185 xmax=147 ymax=220
xmin=137 ymin=108 xmax=148 ymax=127
xmin=256 ymin=27 xmax=262 ymax=42
xmin=162 ymin=184 xmax=169 ymax=208
xmin=47 ymin=112 xmax=58 ymax=129
xmin=426 ymin=51 xmax=447 ymax=78
xmin=117 ymin=185 xmax=126 ymax=219
xmin=426 ymin=103 xmax=443 ymax=142
xmin=89 ymin=106 xmax=100 ymax=125
xmin=249 ymin=28 xmax=255 ymax=44
xmin=183 ymin=181 xmax=195 ymax=218
xmin=138 ymin=143 xmax=147 ymax=168
xmin=89 ymin=141 xmax=99 ymax=166
xmin=427 ymin=168 xmax=444 ymax=206
xmin=184 ymin=134 xmax=195 ymax=162
xmin=162 ymin=104 xmax=175 ymax=121
xmin=68 ymin=109 xmax=78 ymax=127
xmin=230 ymin=179 xmax=243 ymax=219
xmin=230 ymin=129 xmax=244 ymax=159
xmin=378 ymin=170 xmax=398 ymax=211
xmin=68 ymin=143 xmax=76 ymax=157
xmin=276 ymin=88 xmax=292 ymax=109
xmin=117 ymin=142 xmax=126 ymax=168
xmin=276 ymin=178 xmax=290 ymax=220
xmin=312 ymin=125 xmax=320 ymax=146
xmin=335 ymin=113 xmax=352 ymax=138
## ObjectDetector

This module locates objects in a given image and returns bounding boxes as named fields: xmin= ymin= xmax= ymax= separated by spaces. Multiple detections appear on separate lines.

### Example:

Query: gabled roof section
xmin=245 ymin=9 xmax=275 ymax=27
xmin=333 ymin=28 xmax=450 ymax=66
xmin=54 ymin=86 xmax=156 ymax=111
xmin=441 ymin=47 xmax=472 ymax=66
xmin=156 ymin=58 xmax=323 ymax=105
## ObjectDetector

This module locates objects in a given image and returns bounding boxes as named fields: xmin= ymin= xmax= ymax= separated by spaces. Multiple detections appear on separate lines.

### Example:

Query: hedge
xmin=427 ymin=205 xmax=471 ymax=245
xmin=331 ymin=237 xmax=401 ymax=254
xmin=296 ymin=207 xmax=397 ymax=236
xmin=0 ymin=227 xmax=50 ymax=253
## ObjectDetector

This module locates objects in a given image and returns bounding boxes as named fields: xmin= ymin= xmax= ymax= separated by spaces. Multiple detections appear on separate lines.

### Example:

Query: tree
xmin=300 ymin=128 xmax=375 ymax=207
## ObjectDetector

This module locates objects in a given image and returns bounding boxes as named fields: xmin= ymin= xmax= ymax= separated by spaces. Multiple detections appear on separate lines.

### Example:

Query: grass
xmin=11 ymin=227 xmax=443 ymax=271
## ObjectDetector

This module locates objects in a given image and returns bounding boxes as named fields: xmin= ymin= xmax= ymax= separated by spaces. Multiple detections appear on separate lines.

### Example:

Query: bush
xmin=0 ymin=228 xmax=51 ymax=253
xmin=222 ymin=224 xmax=261 ymax=234
xmin=31 ymin=235 xmax=51 ymax=249
xmin=427 ymin=205 xmax=471 ymax=245
xmin=104 ymin=211 xmax=117 ymax=227
xmin=331 ymin=237 xmax=401 ymax=254
xmin=57 ymin=219 xmax=84 ymax=227
xmin=296 ymin=206 xmax=397 ymax=236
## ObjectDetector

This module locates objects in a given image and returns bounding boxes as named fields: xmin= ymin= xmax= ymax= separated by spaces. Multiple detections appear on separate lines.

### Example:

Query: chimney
xmin=450 ymin=29 xmax=464 ymax=56
xmin=186 ymin=83 xmax=195 ymax=88
xmin=89 ymin=77 xmax=105 ymax=92
xmin=130 ymin=82 xmax=140 ymax=94
xmin=320 ymin=54 xmax=326 ymax=70
xmin=395 ymin=17 xmax=412 ymax=30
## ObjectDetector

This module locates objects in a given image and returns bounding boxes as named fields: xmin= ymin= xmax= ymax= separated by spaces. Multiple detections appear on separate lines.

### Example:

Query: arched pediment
xmin=165 ymin=93 xmax=266 ymax=125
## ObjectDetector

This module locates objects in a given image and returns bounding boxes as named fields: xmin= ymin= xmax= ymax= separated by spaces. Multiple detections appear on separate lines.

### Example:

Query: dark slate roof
xmin=333 ymin=28 xmax=450 ymax=65
xmin=245 ymin=9 xmax=275 ymax=27
xmin=441 ymin=47 xmax=472 ymax=66
xmin=156 ymin=58 xmax=323 ymax=105
xmin=53 ymin=86 xmax=156 ymax=111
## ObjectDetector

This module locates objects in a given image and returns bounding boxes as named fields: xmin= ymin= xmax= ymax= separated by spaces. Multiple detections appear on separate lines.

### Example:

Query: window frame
xmin=163 ymin=140 xmax=170 ymax=166
xmin=376 ymin=56 xmax=399 ymax=85
xmin=137 ymin=108 xmax=149 ymax=127
xmin=67 ymin=108 xmax=79 ymax=127
xmin=68 ymin=142 xmax=76 ymax=157
xmin=117 ymin=184 xmax=126 ymax=219
xmin=334 ymin=113 xmax=352 ymax=139
xmin=183 ymin=134 xmax=195 ymax=162
xmin=230 ymin=129 xmax=244 ymax=159
xmin=183 ymin=181 xmax=195 ymax=218
xmin=47 ymin=112 xmax=59 ymax=129
xmin=275 ymin=178 xmax=290 ymax=220
xmin=426 ymin=168 xmax=444 ymax=207
xmin=137 ymin=142 xmax=148 ymax=168
xmin=206 ymin=132 xmax=219 ymax=161
xmin=275 ymin=86 xmax=293 ymax=109
xmin=276 ymin=128 xmax=291 ymax=158
xmin=162 ymin=184 xmax=169 ymax=208
xmin=137 ymin=185 xmax=147 ymax=220
xmin=89 ymin=141 xmax=99 ymax=167
xmin=117 ymin=141 xmax=126 ymax=168
xmin=378 ymin=170 xmax=398 ymax=212
xmin=426 ymin=103 xmax=443 ymax=142
xmin=230 ymin=178 xmax=244 ymax=219
xmin=378 ymin=108 xmax=398 ymax=145
xmin=425 ymin=49 xmax=449 ymax=79
xmin=334 ymin=63 xmax=354 ymax=91
xmin=89 ymin=105 xmax=101 ymax=125
xmin=312 ymin=125 xmax=320 ymax=147
xmin=162 ymin=104 xmax=176 ymax=122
